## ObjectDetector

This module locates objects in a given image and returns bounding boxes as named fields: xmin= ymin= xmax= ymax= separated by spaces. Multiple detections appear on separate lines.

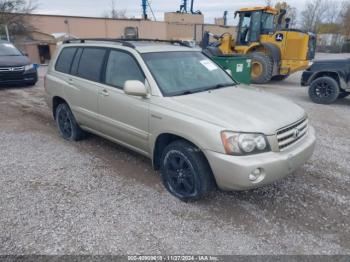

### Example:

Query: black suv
xmin=0 ymin=41 xmax=38 ymax=86
xmin=301 ymin=59 xmax=350 ymax=104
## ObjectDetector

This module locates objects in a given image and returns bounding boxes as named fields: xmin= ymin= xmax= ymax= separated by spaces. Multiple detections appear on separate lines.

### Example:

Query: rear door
xmin=97 ymin=49 xmax=150 ymax=155
xmin=66 ymin=47 xmax=107 ymax=127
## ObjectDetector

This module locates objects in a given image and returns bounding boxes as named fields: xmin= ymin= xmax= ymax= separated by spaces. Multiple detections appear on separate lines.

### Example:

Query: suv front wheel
xmin=55 ymin=103 xmax=85 ymax=141
xmin=160 ymin=140 xmax=215 ymax=201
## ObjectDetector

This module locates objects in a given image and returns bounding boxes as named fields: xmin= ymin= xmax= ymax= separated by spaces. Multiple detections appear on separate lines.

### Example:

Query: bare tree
xmin=265 ymin=0 xmax=274 ymax=6
xmin=103 ymin=0 xmax=127 ymax=19
xmin=341 ymin=1 xmax=350 ymax=37
xmin=274 ymin=1 xmax=297 ymax=27
xmin=0 ymin=0 xmax=37 ymax=38
xmin=300 ymin=0 xmax=328 ymax=32
xmin=323 ymin=1 xmax=342 ymax=24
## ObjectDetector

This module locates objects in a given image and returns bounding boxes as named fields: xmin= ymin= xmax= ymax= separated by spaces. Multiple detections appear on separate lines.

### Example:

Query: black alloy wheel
xmin=309 ymin=76 xmax=340 ymax=104
xmin=163 ymin=151 xmax=196 ymax=197
xmin=160 ymin=140 xmax=215 ymax=201
xmin=55 ymin=103 xmax=85 ymax=141
xmin=57 ymin=107 xmax=73 ymax=138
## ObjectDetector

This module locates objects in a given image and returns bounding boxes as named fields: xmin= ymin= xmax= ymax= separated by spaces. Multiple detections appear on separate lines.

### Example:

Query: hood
xmin=0 ymin=55 xmax=30 ymax=67
xmin=164 ymin=86 xmax=306 ymax=135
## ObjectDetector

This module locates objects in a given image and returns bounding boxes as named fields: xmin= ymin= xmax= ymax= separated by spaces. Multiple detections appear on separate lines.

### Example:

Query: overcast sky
xmin=33 ymin=0 xmax=311 ymax=25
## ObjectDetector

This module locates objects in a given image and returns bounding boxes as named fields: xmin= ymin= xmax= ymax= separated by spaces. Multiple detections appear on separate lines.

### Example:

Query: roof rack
xmin=63 ymin=38 xmax=192 ymax=48
xmin=126 ymin=38 xmax=192 ymax=47
xmin=63 ymin=38 xmax=135 ymax=48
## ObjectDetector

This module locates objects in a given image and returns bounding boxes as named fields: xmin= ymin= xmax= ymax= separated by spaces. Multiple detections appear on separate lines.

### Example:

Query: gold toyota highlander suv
xmin=45 ymin=39 xmax=316 ymax=201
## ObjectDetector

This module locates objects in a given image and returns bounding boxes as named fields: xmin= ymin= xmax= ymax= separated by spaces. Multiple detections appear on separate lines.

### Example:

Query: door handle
xmin=99 ymin=89 xmax=110 ymax=97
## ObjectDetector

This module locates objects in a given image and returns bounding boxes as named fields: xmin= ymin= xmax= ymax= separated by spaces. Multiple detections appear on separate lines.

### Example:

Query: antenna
xmin=5 ymin=25 xmax=9 ymax=41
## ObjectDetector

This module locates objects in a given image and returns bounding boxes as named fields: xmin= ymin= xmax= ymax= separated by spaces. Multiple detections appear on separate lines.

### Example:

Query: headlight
xmin=24 ymin=64 xmax=34 ymax=71
xmin=221 ymin=131 xmax=270 ymax=155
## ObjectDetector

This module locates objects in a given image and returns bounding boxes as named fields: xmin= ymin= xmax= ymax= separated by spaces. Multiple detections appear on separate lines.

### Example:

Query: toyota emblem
xmin=293 ymin=128 xmax=300 ymax=138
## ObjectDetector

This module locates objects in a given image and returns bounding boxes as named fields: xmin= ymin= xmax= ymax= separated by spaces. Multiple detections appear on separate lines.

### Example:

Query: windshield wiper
xmin=171 ymin=83 xmax=235 ymax=97
xmin=204 ymin=83 xmax=235 ymax=91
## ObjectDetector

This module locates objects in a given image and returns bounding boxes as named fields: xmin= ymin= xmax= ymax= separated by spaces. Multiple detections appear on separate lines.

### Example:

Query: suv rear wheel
xmin=55 ymin=103 xmax=85 ymax=141
xmin=160 ymin=140 xmax=215 ymax=201
xmin=308 ymin=76 xmax=340 ymax=104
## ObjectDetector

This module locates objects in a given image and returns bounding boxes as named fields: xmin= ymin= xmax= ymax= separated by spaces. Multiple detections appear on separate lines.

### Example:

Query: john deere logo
xmin=276 ymin=33 xmax=284 ymax=42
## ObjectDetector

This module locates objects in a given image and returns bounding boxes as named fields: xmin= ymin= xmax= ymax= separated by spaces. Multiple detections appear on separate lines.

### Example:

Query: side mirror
xmin=124 ymin=80 xmax=148 ymax=97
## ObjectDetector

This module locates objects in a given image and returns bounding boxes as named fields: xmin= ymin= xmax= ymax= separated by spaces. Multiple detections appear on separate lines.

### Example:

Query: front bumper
xmin=0 ymin=69 xmax=38 ymax=86
xmin=205 ymin=126 xmax=316 ymax=191
xmin=301 ymin=71 xmax=313 ymax=86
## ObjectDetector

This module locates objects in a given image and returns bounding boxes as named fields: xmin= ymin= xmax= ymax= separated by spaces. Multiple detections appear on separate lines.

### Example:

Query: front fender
xmin=307 ymin=71 xmax=347 ymax=90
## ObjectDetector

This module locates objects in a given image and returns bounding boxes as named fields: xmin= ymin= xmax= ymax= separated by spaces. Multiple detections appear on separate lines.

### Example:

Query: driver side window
xmin=105 ymin=50 xmax=145 ymax=89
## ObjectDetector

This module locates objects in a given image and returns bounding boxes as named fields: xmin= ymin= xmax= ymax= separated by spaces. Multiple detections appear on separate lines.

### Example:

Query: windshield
xmin=0 ymin=43 xmax=22 ymax=56
xmin=142 ymin=51 xmax=235 ymax=97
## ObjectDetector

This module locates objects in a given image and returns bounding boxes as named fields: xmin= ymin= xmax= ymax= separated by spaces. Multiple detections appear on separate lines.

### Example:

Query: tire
xmin=250 ymin=52 xmax=273 ymax=84
xmin=55 ymin=103 xmax=85 ymax=141
xmin=308 ymin=76 xmax=340 ymax=105
xmin=338 ymin=92 xmax=350 ymax=99
xmin=160 ymin=140 xmax=215 ymax=201
xmin=271 ymin=75 xmax=289 ymax=81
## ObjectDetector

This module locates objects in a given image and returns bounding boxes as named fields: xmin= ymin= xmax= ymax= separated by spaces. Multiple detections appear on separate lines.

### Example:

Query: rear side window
xmin=70 ymin=48 xmax=83 ymax=76
xmin=77 ymin=48 xmax=106 ymax=82
xmin=105 ymin=50 xmax=145 ymax=88
xmin=55 ymin=47 xmax=77 ymax=74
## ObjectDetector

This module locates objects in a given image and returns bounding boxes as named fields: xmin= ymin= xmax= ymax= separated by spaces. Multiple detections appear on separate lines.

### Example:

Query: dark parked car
xmin=301 ymin=59 xmax=350 ymax=104
xmin=0 ymin=41 xmax=38 ymax=86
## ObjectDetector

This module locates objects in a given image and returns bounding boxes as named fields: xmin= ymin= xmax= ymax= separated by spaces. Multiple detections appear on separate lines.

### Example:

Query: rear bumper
xmin=205 ymin=126 xmax=316 ymax=191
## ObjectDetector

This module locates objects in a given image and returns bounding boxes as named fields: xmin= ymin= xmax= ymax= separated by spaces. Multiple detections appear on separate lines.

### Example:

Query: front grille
xmin=277 ymin=118 xmax=309 ymax=151
xmin=0 ymin=66 xmax=25 ymax=73
xmin=0 ymin=73 xmax=25 ymax=81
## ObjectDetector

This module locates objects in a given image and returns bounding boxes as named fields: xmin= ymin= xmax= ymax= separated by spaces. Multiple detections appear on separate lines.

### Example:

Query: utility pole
xmin=179 ymin=0 xmax=188 ymax=13
xmin=223 ymin=11 xmax=228 ymax=26
xmin=141 ymin=0 xmax=156 ymax=21
xmin=142 ymin=0 xmax=148 ymax=19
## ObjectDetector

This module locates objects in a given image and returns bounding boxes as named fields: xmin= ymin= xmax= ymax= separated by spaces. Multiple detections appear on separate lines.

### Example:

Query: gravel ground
xmin=0 ymin=53 xmax=350 ymax=255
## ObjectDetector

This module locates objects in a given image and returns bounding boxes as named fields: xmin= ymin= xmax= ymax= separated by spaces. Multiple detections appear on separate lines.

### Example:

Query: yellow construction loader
xmin=203 ymin=6 xmax=316 ymax=84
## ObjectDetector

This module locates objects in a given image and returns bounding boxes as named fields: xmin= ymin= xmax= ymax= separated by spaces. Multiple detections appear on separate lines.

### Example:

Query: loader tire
xmin=250 ymin=52 xmax=273 ymax=84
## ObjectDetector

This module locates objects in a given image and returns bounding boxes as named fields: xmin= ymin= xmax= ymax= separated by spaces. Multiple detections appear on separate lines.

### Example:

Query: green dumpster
xmin=212 ymin=55 xmax=252 ymax=85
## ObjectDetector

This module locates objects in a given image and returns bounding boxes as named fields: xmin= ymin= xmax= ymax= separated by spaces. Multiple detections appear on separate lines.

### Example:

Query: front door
xmin=98 ymin=49 xmax=150 ymax=155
